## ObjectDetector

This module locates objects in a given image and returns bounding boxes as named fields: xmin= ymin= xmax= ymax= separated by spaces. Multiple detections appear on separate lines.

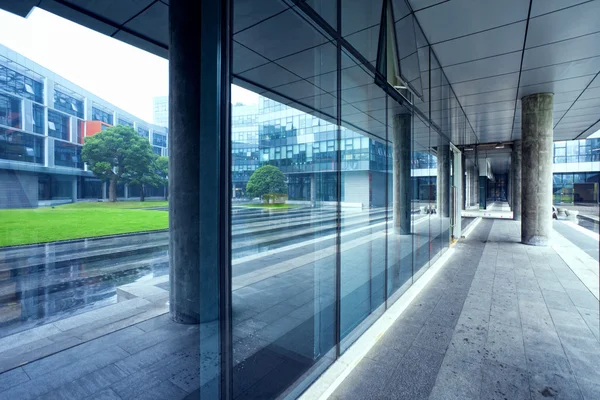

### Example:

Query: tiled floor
xmin=331 ymin=219 xmax=600 ymax=400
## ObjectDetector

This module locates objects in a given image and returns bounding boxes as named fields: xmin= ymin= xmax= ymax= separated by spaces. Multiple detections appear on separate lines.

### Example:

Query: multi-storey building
xmin=152 ymin=96 xmax=168 ymax=128
xmin=231 ymin=97 xmax=600 ymax=206
xmin=0 ymin=45 xmax=168 ymax=209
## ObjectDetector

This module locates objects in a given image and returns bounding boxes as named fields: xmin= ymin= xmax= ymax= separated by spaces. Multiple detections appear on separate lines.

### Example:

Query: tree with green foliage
xmin=82 ymin=125 xmax=156 ymax=202
xmin=245 ymin=165 xmax=287 ymax=203
xmin=155 ymin=156 xmax=169 ymax=200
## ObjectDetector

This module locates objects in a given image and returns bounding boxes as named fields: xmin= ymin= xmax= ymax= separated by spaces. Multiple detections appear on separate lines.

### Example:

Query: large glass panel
xmin=386 ymin=98 xmax=416 ymax=303
xmin=412 ymin=115 xmax=432 ymax=279
xmin=47 ymin=109 xmax=70 ymax=140
xmin=32 ymin=104 xmax=45 ymax=134
xmin=0 ymin=93 xmax=22 ymax=128
xmin=0 ymin=127 xmax=44 ymax=164
xmin=54 ymin=140 xmax=82 ymax=168
xmin=231 ymin=3 xmax=338 ymax=395
xmin=53 ymin=89 xmax=84 ymax=118
xmin=339 ymin=51 xmax=386 ymax=349
xmin=0 ymin=57 xmax=44 ymax=103
xmin=91 ymin=105 xmax=113 ymax=124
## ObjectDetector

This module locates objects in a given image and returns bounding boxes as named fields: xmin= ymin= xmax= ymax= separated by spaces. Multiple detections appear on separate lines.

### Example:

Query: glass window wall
xmin=0 ymin=127 xmax=44 ymax=164
xmin=0 ymin=93 xmax=21 ymax=129
xmin=48 ymin=109 xmax=70 ymax=140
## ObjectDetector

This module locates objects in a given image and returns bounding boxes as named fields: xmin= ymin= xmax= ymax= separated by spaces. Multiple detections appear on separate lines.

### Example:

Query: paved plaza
xmin=332 ymin=219 xmax=600 ymax=400
xmin=0 ymin=207 xmax=596 ymax=399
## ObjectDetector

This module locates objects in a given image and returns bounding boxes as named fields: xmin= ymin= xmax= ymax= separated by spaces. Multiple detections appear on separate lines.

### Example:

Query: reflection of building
xmin=0 ymin=45 xmax=168 ymax=208
xmin=552 ymin=139 xmax=600 ymax=204
xmin=232 ymin=97 xmax=392 ymax=206
xmin=232 ymin=97 xmax=437 ymax=206
xmin=232 ymin=96 xmax=600 ymax=206
xmin=152 ymin=96 xmax=168 ymax=128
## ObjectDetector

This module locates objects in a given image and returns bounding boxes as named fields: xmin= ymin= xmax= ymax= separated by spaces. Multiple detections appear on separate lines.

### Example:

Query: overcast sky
xmin=0 ymin=8 xmax=257 ymax=123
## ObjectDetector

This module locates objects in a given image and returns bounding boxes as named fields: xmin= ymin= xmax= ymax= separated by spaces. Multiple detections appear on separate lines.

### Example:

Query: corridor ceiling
xmin=4 ymin=0 xmax=600 ymax=148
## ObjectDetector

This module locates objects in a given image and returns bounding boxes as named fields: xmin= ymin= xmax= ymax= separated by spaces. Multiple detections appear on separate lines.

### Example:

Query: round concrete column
xmin=512 ymin=141 xmax=522 ymax=221
xmin=392 ymin=114 xmax=411 ymax=235
xmin=437 ymin=142 xmax=451 ymax=217
xmin=168 ymin=1 xmax=202 ymax=324
xmin=521 ymin=93 xmax=553 ymax=246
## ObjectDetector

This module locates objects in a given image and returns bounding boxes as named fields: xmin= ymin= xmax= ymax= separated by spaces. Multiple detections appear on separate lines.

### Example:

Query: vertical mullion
xmin=220 ymin=0 xmax=233 ymax=397
xmin=384 ymin=96 xmax=389 ymax=307
xmin=335 ymin=0 xmax=342 ymax=359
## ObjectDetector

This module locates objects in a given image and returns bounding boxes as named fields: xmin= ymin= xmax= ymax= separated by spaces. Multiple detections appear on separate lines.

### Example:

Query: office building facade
xmin=152 ymin=95 xmax=168 ymax=127
xmin=0 ymin=44 xmax=168 ymax=209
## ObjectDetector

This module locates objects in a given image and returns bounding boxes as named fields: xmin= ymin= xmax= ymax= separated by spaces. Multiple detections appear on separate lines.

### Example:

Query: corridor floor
xmin=330 ymin=219 xmax=600 ymax=400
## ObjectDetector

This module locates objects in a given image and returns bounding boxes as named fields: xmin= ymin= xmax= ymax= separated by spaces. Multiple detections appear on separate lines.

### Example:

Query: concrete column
xmin=71 ymin=177 xmax=77 ymax=203
xmin=392 ymin=114 xmax=411 ymax=235
xmin=437 ymin=142 xmax=451 ymax=217
xmin=512 ymin=141 xmax=522 ymax=220
xmin=521 ymin=93 xmax=553 ymax=246
xmin=169 ymin=0 xmax=230 ymax=327
xmin=461 ymin=154 xmax=466 ymax=210
xmin=169 ymin=0 xmax=202 ymax=324
xmin=473 ymin=166 xmax=479 ymax=208
xmin=124 ymin=184 xmax=129 ymax=199
xmin=102 ymin=181 xmax=107 ymax=200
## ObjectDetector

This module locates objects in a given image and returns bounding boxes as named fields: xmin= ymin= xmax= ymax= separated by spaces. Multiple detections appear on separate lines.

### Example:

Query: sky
xmin=0 ymin=8 xmax=257 ymax=123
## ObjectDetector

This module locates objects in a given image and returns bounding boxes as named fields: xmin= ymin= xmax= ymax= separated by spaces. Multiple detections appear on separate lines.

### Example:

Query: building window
xmin=54 ymin=141 xmax=82 ymax=168
xmin=53 ymin=90 xmax=84 ymax=118
xmin=48 ymin=109 xmax=70 ymax=141
xmin=152 ymin=146 xmax=163 ymax=155
xmin=33 ymin=104 xmax=44 ymax=134
xmin=92 ymin=106 xmax=113 ymax=125
xmin=0 ymin=62 xmax=44 ymax=103
xmin=0 ymin=93 xmax=21 ymax=129
xmin=137 ymin=126 xmax=149 ymax=138
xmin=152 ymin=133 xmax=167 ymax=147
xmin=118 ymin=117 xmax=133 ymax=127
xmin=0 ymin=127 xmax=44 ymax=164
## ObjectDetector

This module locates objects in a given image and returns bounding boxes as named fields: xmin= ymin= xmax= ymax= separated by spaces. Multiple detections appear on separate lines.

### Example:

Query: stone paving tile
xmin=480 ymin=359 xmax=530 ymax=400
xmin=429 ymin=358 xmax=482 ymax=400
xmin=0 ymin=367 xmax=29 ymax=392
xmin=336 ymin=219 xmax=598 ymax=400
xmin=329 ymin=357 xmax=395 ymax=400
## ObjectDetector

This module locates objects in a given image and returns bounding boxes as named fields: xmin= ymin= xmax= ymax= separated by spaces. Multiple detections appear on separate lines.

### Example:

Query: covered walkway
xmin=331 ymin=219 xmax=599 ymax=400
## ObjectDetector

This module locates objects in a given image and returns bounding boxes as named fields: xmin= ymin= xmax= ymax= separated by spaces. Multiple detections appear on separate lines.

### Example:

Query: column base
xmin=521 ymin=235 xmax=549 ymax=246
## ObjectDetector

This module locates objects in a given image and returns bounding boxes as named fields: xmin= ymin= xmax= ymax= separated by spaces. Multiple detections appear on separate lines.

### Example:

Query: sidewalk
xmin=330 ymin=219 xmax=600 ymax=400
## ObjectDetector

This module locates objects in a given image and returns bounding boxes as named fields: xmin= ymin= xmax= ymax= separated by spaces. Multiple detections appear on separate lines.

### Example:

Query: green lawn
xmin=237 ymin=203 xmax=301 ymax=209
xmin=0 ymin=201 xmax=168 ymax=247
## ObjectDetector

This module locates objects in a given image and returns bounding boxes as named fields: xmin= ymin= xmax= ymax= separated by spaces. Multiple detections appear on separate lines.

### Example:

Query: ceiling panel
xmin=238 ymin=63 xmax=301 ymax=88
xmin=272 ymin=80 xmax=325 ymax=100
xmin=275 ymin=42 xmax=338 ymax=79
xmin=442 ymin=52 xmax=521 ymax=83
xmin=519 ymin=57 xmax=600 ymax=87
xmin=432 ymin=22 xmax=526 ymax=67
xmin=451 ymin=73 xmax=519 ymax=98
xmin=526 ymin=1 xmax=600 ymax=48
xmin=233 ymin=0 xmax=290 ymax=33
xmin=234 ymin=8 xmax=329 ymax=60
xmin=518 ymin=75 xmax=594 ymax=98
xmin=458 ymin=89 xmax=518 ymax=107
xmin=530 ymin=0 xmax=591 ymax=17
xmin=123 ymin=2 xmax=169 ymax=45
xmin=522 ymin=31 xmax=600 ymax=70
xmin=233 ymin=42 xmax=269 ymax=74
xmin=340 ymin=0 xmax=382 ymax=36
xmin=63 ymin=0 xmax=155 ymax=25
xmin=414 ymin=0 xmax=528 ymax=44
